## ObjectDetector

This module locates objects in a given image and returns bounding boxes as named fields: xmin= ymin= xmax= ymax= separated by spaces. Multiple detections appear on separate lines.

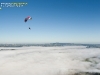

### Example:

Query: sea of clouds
xmin=0 ymin=46 xmax=100 ymax=75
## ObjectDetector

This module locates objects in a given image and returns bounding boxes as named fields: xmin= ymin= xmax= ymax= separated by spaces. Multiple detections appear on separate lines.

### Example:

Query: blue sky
xmin=0 ymin=0 xmax=100 ymax=44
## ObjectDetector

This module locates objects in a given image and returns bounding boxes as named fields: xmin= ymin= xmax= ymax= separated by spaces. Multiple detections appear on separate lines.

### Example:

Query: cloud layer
xmin=0 ymin=46 xmax=100 ymax=75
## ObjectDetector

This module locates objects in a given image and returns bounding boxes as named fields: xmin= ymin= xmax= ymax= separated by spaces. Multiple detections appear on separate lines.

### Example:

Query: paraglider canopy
xmin=24 ymin=16 xmax=32 ymax=22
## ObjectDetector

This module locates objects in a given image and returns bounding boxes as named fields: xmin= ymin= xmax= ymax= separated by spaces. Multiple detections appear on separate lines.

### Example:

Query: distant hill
xmin=0 ymin=43 xmax=100 ymax=48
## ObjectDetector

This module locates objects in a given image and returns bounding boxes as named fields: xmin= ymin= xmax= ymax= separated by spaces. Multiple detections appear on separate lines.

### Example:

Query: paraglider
xmin=24 ymin=16 xmax=32 ymax=30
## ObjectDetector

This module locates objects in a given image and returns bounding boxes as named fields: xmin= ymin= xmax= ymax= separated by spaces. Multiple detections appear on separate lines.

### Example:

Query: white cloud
xmin=0 ymin=46 xmax=100 ymax=75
